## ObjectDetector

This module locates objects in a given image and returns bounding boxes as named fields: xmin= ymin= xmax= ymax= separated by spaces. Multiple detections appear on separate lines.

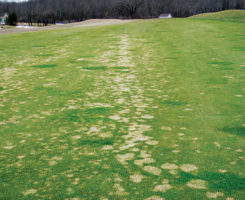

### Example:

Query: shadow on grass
xmin=79 ymin=139 xmax=114 ymax=146
xmin=34 ymin=54 xmax=54 ymax=57
xmin=113 ymin=66 xmax=130 ymax=70
xmin=200 ymin=171 xmax=245 ymax=191
xmin=209 ymin=61 xmax=233 ymax=65
xmin=83 ymin=66 xmax=107 ymax=70
xmin=84 ymin=107 xmax=111 ymax=115
xmin=161 ymin=100 xmax=187 ymax=106
xmin=232 ymin=47 xmax=245 ymax=52
xmin=175 ymin=171 xmax=245 ymax=192
xmin=32 ymin=64 xmax=57 ymax=68
xmin=222 ymin=126 xmax=245 ymax=136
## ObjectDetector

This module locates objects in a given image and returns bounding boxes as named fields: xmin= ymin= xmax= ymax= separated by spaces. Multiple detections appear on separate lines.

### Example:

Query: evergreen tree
xmin=6 ymin=12 xmax=18 ymax=26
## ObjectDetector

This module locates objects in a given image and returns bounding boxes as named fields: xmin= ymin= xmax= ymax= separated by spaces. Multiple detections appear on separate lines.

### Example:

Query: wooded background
xmin=0 ymin=0 xmax=244 ymax=24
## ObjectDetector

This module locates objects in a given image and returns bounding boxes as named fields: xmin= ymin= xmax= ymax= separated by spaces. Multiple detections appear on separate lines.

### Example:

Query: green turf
xmin=190 ymin=10 xmax=245 ymax=23
xmin=0 ymin=13 xmax=245 ymax=200
xmin=32 ymin=64 xmax=57 ymax=68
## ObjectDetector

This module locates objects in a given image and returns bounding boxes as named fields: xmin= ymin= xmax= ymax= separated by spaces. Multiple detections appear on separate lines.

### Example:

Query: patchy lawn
xmin=0 ymin=14 xmax=244 ymax=200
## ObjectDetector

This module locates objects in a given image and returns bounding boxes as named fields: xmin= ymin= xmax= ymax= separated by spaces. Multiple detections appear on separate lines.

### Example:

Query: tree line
xmin=0 ymin=0 xmax=244 ymax=25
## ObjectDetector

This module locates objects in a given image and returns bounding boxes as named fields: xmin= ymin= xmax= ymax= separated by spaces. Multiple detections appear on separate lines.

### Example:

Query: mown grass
xmin=0 ymin=11 xmax=244 ymax=200
xmin=190 ymin=10 xmax=245 ymax=23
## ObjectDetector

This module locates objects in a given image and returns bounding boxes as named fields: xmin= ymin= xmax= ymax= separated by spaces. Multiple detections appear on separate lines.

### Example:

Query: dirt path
xmin=0 ymin=19 xmax=134 ymax=34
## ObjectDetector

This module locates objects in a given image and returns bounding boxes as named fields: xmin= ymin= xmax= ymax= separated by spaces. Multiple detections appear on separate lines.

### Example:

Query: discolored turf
xmin=0 ymin=13 xmax=244 ymax=200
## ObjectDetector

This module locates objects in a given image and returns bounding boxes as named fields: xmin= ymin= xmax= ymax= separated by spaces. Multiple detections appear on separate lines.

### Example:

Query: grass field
xmin=190 ymin=10 xmax=245 ymax=23
xmin=0 ymin=11 xmax=245 ymax=200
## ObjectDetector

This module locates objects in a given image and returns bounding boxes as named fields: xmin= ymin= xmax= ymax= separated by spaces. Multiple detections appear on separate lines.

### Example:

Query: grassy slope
xmin=190 ymin=10 xmax=245 ymax=23
xmin=0 ymin=16 xmax=245 ymax=200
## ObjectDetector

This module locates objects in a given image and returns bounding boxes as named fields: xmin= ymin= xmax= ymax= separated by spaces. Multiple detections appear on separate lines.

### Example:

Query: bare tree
xmin=116 ymin=0 xmax=144 ymax=18
xmin=0 ymin=0 xmax=244 ymax=24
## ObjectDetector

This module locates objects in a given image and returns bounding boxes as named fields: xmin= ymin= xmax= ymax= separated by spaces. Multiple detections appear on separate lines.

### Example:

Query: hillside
xmin=190 ymin=10 xmax=245 ymax=23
